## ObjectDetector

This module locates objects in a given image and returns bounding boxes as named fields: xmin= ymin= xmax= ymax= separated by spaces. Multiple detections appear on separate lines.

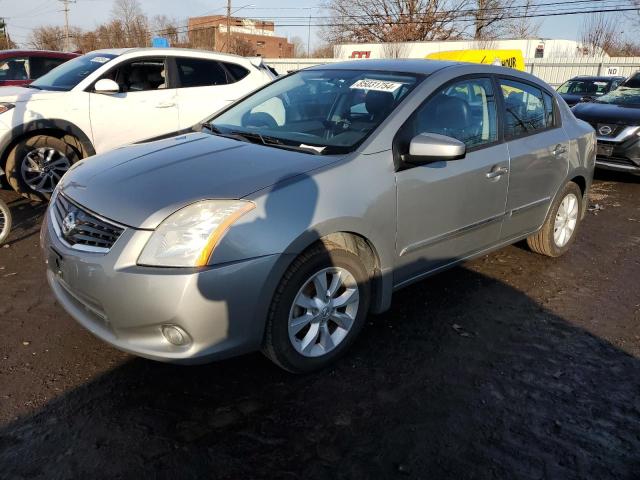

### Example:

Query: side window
xmin=101 ymin=57 xmax=167 ymax=93
xmin=223 ymin=62 xmax=249 ymax=82
xmin=0 ymin=57 xmax=30 ymax=80
xmin=175 ymin=58 xmax=232 ymax=87
xmin=30 ymin=57 xmax=67 ymax=80
xmin=543 ymin=92 xmax=555 ymax=128
xmin=412 ymin=77 xmax=497 ymax=149
xmin=499 ymin=79 xmax=547 ymax=139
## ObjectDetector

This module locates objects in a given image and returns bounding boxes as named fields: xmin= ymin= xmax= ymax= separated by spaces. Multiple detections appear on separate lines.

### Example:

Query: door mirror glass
xmin=407 ymin=133 xmax=466 ymax=164
xmin=94 ymin=78 xmax=120 ymax=94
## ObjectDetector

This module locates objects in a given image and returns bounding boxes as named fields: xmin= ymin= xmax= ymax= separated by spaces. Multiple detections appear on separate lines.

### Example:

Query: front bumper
xmin=595 ymin=128 xmax=640 ymax=174
xmin=42 ymin=210 xmax=282 ymax=364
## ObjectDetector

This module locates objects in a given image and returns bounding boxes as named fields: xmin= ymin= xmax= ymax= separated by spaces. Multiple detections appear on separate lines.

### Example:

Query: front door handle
xmin=553 ymin=144 xmax=567 ymax=155
xmin=486 ymin=166 xmax=509 ymax=179
xmin=156 ymin=101 xmax=176 ymax=108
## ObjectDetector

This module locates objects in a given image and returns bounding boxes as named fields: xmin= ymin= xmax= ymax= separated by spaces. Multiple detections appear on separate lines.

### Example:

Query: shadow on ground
xmin=0 ymin=264 xmax=638 ymax=480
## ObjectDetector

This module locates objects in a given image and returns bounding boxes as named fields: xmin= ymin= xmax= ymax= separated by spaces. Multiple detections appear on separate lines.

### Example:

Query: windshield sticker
xmin=90 ymin=56 xmax=111 ymax=64
xmin=350 ymin=79 xmax=403 ymax=92
xmin=594 ymin=82 xmax=607 ymax=86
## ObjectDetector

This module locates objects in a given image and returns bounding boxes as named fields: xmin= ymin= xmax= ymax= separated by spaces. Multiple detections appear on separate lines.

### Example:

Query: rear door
xmin=88 ymin=56 xmax=179 ymax=153
xmin=497 ymin=78 xmax=569 ymax=239
xmin=394 ymin=76 xmax=509 ymax=283
xmin=173 ymin=57 xmax=255 ymax=128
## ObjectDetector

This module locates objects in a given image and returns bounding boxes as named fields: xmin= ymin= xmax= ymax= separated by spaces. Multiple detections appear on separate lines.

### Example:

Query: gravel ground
xmin=0 ymin=171 xmax=639 ymax=480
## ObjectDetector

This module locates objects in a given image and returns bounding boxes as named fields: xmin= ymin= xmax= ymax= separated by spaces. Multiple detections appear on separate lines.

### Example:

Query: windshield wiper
xmin=229 ymin=131 xmax=325 ymax=155
xmin=26 ymin=84 xmax=42 ymax=90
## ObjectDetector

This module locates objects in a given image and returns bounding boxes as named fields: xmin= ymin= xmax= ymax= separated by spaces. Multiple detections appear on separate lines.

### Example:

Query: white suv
xmin=0 ymin=48 xmax=275 ymax=200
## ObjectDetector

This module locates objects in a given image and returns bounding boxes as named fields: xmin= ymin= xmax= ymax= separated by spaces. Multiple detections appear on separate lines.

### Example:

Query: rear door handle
xmin=486 ymin=166 xmax=509 ymax=179
xmin=553 ymin=144 xmax=567 ymax=155
xmin=156 ymin=102 xmax=176 ymax=108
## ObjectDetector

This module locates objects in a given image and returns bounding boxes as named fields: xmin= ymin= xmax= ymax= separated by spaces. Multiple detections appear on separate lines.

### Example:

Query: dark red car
xmin=0 ymin=50 xmax=78 ymax=87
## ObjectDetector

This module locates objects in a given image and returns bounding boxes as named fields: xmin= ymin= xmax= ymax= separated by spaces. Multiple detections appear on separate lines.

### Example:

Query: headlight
xmin=0 ymin=103 xmax=14 ymax=115
xmin=138 ymin=200 xmax=255 ymax=267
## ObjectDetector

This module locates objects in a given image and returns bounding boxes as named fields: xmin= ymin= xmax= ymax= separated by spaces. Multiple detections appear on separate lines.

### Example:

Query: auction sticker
xmin=350 ymin=79 xmax=402 ymax=92
xmin=90 ymin=56 xmax=112 ymax=64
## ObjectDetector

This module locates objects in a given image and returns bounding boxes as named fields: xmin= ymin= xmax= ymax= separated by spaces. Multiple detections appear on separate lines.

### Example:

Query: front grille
xmin=52 ymin=194 xmax=124 ymax=251
xmin=591 ymin=123 xmax=625 ymax=138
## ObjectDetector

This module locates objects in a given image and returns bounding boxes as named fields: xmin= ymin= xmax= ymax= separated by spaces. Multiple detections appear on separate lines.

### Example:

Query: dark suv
xmin=0 ymin=50 xmax=78 ymax=87
xmin=557 ymin=75 xmax=624 ymax=107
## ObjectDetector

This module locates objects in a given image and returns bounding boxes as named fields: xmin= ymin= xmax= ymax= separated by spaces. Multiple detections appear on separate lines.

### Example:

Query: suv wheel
xmin=263 ymin=241 xmax=371 ymax=373
xmin=5 ymin=135 xmax=81 ymax=202
xmin=0 ymin=198 xmax=11 ymax=245
xmin=527 ymin=182 xmax=583 ymax=257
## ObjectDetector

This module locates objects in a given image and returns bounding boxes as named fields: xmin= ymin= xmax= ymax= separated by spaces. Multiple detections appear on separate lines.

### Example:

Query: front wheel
xmin=527 ymin=182 xmax=583 ymax=257
xmin=5 ymin=135 xmax=81 ymax=202
xmin=0 ymin=198 xmax=11 ymax=245
xmin=263 ymin=241 xmax=371 ymax=373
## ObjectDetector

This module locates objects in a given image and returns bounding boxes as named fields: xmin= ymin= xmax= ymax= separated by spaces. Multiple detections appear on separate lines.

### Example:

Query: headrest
xmin=365 ymin=91 xmax=395 ymax=118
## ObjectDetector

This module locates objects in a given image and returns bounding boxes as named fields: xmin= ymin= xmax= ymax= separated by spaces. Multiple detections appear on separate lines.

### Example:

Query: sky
xmin=0 ymin=0 xmax=636 ymax=51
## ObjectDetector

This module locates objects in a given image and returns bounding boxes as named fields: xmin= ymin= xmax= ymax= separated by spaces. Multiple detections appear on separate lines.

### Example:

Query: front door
xmin=88 ymin=56 xmax=179 ymax=153
xmin=497 ymin=78 xmax=569 ymax=239
xmin=394 ymin=77 xmax=509 ymax=285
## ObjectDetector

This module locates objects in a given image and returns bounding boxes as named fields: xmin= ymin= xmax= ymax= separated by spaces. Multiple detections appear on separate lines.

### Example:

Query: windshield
xmin=208 ymin=69 xmax=423 ymax=154
xmin=594 ymin=87 xmax=640 ymax=106
xmin=557 ymin=79 xmax=611 ymax=96
xmin=30 ymin=52 xmax=117 ymax=91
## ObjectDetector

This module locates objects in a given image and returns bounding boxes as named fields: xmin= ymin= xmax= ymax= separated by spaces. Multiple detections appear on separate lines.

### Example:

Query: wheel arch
xmin=0 ymin=119 xmax=95 ymax=171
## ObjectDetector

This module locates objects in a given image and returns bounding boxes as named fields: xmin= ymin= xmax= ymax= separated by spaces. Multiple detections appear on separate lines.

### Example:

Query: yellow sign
xmin=426 ymin=49 xmax=525 ymax=71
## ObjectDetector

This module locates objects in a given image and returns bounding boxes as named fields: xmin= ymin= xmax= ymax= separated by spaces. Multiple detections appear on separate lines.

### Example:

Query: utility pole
xmin=58 ymin=0 xmax=73 ymax=51
xmin=226 ymin=0 xmax=231 ymax=53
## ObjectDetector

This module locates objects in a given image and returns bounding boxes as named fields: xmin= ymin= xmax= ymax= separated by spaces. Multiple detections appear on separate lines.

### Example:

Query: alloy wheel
xmin=20 ymin=147 xmax=71 ymax=193
xmin=553 ymin=193 xmax=579 ymax=248
xmin=288 ymin=267 xmax=360 ymax=358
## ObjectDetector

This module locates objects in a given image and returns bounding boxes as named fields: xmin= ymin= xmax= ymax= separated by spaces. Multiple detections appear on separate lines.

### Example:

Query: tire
xmin=263 ymin=241 xmax=372 ymax=373
xmin=527 ymin=182 xmax=583 ymax=257
xmin=0 ymin=198 xmax=11 ymax=245
xmin=5 ymin=135 xmax=81 ymax=202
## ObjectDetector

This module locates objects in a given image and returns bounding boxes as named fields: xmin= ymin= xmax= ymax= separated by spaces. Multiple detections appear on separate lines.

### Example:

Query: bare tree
xmin=381 ymin=42 xmax=411 ymax=58
xmin=580 ymin=13 xmax=618 ymax=56
xmin=323 ymin=0 xmax=470 ymax=44
xmin=504 ymin=0 xmax=541 ymax=38
xmin=472 ymin=0 xmax=515 ymax=40
xmin=111 ymin=0 xmax=149 ymax=47
xmin=152 ymin=15 xmax=185 ymax=47
xmin=230 ymin=38 xmax=256 ymax=56
xmin=29 ymin=25 xmax=66 ymax=50
xmin=290 ymin=36 xmax=306 ymax=58
xmin=311 ymin=43 xmax=335 ymax=58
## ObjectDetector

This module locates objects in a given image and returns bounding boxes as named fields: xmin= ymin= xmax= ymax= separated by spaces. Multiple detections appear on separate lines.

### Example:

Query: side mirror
xmin=406 ymin=133 xmax=466 ymax=165
xmin=94 ymin=78 xmax=120 ymax=94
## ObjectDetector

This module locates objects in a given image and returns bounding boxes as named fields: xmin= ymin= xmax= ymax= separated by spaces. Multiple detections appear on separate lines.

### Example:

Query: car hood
xmin=572 ymin=101 xmax=640 ymax=125
xmin=0 ymin=86 xmax=63 ymax=102
xmin=58 ymin=132 xmax=341 ymax=229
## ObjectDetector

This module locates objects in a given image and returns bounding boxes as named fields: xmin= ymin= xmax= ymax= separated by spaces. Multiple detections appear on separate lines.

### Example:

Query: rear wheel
xmin=262 ymin=241 xmax=371 ymax=373
xmin=5 ymin=135 xmax=81 ymax=202
xmin=0 ymin=198 xmax=11 ymax=245
xmin=527 ymin=182 xmax=582 ymax=257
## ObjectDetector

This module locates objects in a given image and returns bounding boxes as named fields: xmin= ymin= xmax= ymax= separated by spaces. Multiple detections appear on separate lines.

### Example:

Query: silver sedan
xmin=42 ymin=60 xmax=595 ymax=373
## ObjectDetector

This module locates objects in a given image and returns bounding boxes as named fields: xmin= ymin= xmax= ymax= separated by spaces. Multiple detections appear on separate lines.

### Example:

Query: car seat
xmin=127 ymin=67 xmax=150 ymax=91
xmin=364 ymin=91 xmax=395 ymax=121
xmin=420 ymin=94 xmax=472 ymax=143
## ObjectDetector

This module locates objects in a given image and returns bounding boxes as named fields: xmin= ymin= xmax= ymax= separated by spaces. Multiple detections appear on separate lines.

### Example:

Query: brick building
xmin=188 ymin=16 xmax=294 ymax=58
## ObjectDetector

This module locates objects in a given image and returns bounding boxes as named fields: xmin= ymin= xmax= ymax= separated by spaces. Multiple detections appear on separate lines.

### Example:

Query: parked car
xmin=0 ymin=48 xmax=275 ymax=200
xmin=0 ymin=167 xmax=11 ymax=245
xmin=557 ymin=75 xmax=625 ymax=106
xmin=0 ymin=50 xmax=78 ymax=87
xmin=571 ymin=72 xmax=640 ymax=174
xmin=42 ymin=60 xmax=595 ymax=373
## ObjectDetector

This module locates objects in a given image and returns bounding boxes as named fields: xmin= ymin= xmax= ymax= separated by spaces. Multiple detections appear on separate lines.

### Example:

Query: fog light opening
xmin=161 ymin=325 xmax=190 ymax=346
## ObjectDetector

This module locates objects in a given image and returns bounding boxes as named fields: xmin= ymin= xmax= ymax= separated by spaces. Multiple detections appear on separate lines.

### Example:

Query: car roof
xmin=89 ymin=47 xmax=258 ymax=63
xmin=307 ymin=59 xmax=461 ymax=75
xmin=570 ymin=75 xmax=625 ymax=81
xmin=0 ymin=49 xmax=78 ymax=58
